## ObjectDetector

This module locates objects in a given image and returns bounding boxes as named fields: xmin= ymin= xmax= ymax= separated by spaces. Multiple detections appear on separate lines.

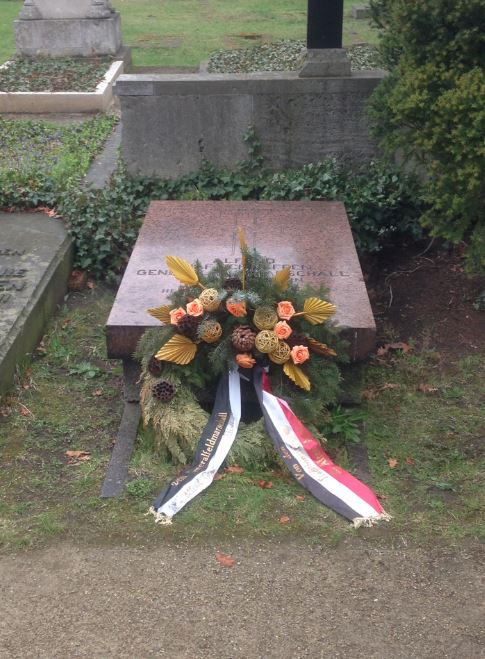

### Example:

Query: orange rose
xmin=226 ymin=299 xmax=246 ymax=317
xmin=186 ymin=298 xmax=204 ymax=316
xmin=169 ymin=307 xmax=186 ymax=325
xmin=277 ymin=301 xmax=295 ymax=320
xmin=274 ymin=320 xmax=292 ymax=340
xmin=291 ymin=345 xmax=310 ymax=365
xmin=236 ymin=353 xmax=256 ymax=369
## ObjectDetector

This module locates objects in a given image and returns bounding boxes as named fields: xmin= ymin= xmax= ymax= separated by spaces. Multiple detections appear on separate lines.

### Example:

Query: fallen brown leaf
xmin=376 ymin=492 xmax=389 ymax=500
xmin=295 ymin=495 xmax=305 ymax=502
xmin=387 ymin=457 xmax=398 ymax=469
xmin=363 ymin=383 xmax=400 ymax=400
xmin=215 ymin=552 xmax=236 ymax=568
xmin=377 ymin=342 xmax=412 ymax=357
xmin=19 ymin=404 xmax=32 ymax=417
xmin=279 ymin=515 xmax=290 ymax=524
xmin=38 ymin=206 xmax=59 ymax=218
xmin=405 ymin=456 xmax=416 ymax=465
xmin=66 ymin=450 xmax=91 ymax=463
xmin=254 ymin=479 xmax=273 ymax=489
xmin=417 ymin=383 xmax=439 ymax=394
xmin=92 ymin=388 xmax=103 ymax=397
xmin=213 ymin=472 xmax=226 ymax=481
xmin=68 ymin=269 xmax=88 ymax=292
xmin=225 ymin=465 xmax=244 ymax=474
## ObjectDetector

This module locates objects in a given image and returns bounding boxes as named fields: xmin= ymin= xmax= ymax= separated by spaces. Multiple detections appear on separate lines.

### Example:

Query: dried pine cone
xmin=152 ymin=380 xmax=176 ymax=402
xmin=223 ymin=276 xmax=243 ymax=292
xmin=286 ymin=333 xmax=310 ymax=349
xmin=231 ymin=325 xmax=256 ymax=352
xmin=148 ymin=354 xmax=163 ymax=377
xmin=177 ymin=313 xmax=200 ymax=339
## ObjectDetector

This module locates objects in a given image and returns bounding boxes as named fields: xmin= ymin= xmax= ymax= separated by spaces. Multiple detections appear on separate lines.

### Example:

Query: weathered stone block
xmin=0 ymin=213 xmax=73 ymax=398
xmin=299 ymin=48 xmax=351 ymax=77
xmin=115 ymin=71 xmax=385 ymax=177
xmin=15 ymin=13 xmax=121 ymax=57
xmin=351 ymin=5 xmax=371 ymax=19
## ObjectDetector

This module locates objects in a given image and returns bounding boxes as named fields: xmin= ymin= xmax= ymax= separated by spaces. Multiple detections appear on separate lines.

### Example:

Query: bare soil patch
xmin=365 ymin=242 xmax=485 ymax=357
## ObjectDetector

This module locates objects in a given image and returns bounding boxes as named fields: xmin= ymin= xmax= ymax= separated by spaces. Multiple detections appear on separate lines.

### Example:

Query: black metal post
xmin=307 ymin=0 xmax=344 ymax=49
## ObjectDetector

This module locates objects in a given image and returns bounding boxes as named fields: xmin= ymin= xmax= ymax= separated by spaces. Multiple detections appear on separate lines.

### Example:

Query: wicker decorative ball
xmin=200 ymin=320 xmax=222 ymax=343
xmin=253 ymin=305 xmax=278 ymax=330
xmin=232 ymin=325 xmax=256 ymax=352
xmin=269 ymin=340 xmax=291 ymax=364
xmin=148 ymin=354 xmax=163 ymax=377
xmin=152 ymin=380 xmax=176 ymax=402
xmin=199 ymin=288 xmax=220 ymax=312
xmin=223 ymin=276 xmax=243 ymax=292
xmin=255 ymin=330 xmax=279 ymax=354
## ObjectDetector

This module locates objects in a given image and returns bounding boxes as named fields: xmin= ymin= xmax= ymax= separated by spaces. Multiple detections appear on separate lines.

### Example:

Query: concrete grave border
xmin=0 ymin=59 xmax=124 ymax=113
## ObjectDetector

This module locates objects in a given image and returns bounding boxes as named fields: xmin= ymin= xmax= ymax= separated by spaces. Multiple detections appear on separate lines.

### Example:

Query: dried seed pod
xmin=223 ymin=276 xmax=243 ymax=292
xmin=148 ymin=354 xmax=163 ymax=377
xmin=152 ymin=380 xmax=176 ymax=402
xmin=231 ymin=325 xmax=256 ymax=352
xmin=176 ymin=313 xmax=200 ymax=339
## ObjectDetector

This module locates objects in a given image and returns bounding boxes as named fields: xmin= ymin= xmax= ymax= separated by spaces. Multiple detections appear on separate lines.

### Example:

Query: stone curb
xmin=0 ymin=60 xmax=124 ymax=114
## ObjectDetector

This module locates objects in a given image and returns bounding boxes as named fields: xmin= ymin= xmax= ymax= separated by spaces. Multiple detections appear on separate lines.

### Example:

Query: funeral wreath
xmin=137 ymin=230 xmax=390 ymax=527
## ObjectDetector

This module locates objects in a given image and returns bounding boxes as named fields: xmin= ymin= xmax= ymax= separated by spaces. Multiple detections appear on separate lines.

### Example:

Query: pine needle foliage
xmin=140 ymin=372 xmax=209 ymax=464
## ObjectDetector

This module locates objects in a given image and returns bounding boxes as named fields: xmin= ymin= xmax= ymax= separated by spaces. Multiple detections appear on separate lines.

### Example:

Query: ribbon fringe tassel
xmin=352 ymin=512 xmax=392 ymax=529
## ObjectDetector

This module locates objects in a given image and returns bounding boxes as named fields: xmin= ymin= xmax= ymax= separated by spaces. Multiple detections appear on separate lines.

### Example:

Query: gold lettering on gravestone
xmin=0 ymin=248 xmax=29 ymax=305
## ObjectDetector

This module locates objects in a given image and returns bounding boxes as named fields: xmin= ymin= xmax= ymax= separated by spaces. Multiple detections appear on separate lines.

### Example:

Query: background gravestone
xmin=0 ymin=213 xmax=72 ymax=398
xmin=15 ymin=0 xmax=122 ymax=57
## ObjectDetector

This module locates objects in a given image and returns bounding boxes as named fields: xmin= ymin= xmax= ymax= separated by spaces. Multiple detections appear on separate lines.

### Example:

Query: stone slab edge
xmin=0 ymin=60 xmax=124 ymax=114
xmin=114 ymin=70 xmax=386 ymax=97
xmin=83 ymin=122 xmax=121 ymax=190
xmin=0 ymin=234 xmax=73 ymax=399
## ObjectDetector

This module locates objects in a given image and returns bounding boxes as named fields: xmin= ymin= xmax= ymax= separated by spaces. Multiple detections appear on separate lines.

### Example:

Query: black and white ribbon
xmin=149 ymin=368 xmax=389 ymax=527
xmin=148 ymin=370 xmax=241 ymax=525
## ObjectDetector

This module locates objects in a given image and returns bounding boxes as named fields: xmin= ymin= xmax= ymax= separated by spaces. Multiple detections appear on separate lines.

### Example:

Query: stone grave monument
xmin=15 ymin=0 xmax=122 ymax=57
xmin=0 ymin=213 xmax=72 ymax=398
xmin=299 ymin=0 xmax=351 ymax=77
xmin=102 ymin=201 xmax=375 ymax=497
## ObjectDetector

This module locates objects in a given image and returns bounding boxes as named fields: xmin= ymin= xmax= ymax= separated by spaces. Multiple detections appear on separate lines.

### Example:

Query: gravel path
xmin=0 ymin=540 xmax=484 ymax=658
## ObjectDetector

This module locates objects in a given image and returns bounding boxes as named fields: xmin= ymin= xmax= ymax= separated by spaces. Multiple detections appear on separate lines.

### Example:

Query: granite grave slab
xmin=0 ymin=213 xmax=72 ymax=397
xmin=106 ymin=201 xmax=375 ymax=361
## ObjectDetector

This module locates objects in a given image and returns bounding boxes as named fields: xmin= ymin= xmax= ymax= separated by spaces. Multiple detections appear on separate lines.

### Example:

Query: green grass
xmin=0 ymin=0 xmax=378 ymax=68
xmin=0 ymin=289 xmax=483 ymax=553
xmin=0 ymin=115 xmax=117 ymax=208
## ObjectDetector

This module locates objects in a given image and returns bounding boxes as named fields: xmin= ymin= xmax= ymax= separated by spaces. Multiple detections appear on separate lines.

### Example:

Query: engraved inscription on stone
xmin=135 ymin=258 xmax=353 ymax=290
xmin=0 ymin=249 xmax=30 ymax=305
